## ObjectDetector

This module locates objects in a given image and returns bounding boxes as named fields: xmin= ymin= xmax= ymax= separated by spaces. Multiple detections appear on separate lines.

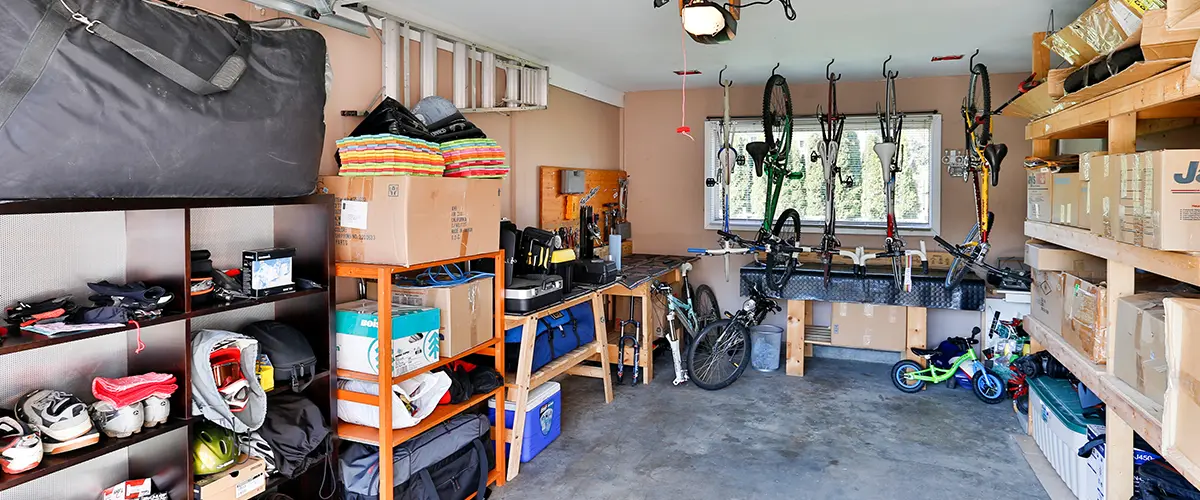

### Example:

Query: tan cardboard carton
xmin=1031 ymin=270 xmax=1065 ymax=331
xmin=1063 ymin=273 xmax=1107 ymax=364
xmin=1142 ymin=8 xmax=1200 ymax=60
xmin=318 ymin=176 xmax=501 ymax=266
xmin=1123 ymin=150 xmax=1200 ymax=251
xmin=1024 ymin=242 xmax=1105 ymax=277
xmin=389 ymin=278 xmax=495 ymax=358
xmin=1118 ymin=153 xmax=1147 ymax=246
xmin=193 ymin=456 xmax=266 ymax=500
xmin=1089 ymin=154 xmax=1118 ymax=239
xmin=1052 ymin=172 xmax=1084 ymax=228
xmin=830 ymin=303 xmax=906 ymax=351
xmin=1139 ymin=307 xmax=1169 ymax=406
xmin=1114 ymin=293 xmax=1175 ymax=396
xmin=1028 ymin=169 xmax=1053 ymax=223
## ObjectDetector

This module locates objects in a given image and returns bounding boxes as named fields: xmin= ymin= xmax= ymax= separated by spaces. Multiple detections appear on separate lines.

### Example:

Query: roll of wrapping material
xmin=609 ymin=234 xmax=622 ymax=270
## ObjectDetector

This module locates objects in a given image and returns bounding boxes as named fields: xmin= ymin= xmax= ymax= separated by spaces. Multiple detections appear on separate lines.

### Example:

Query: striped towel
xmin=440 ymin=138 xmax=508 ymax=178
xmin=336 ymin=134 xmax=445 ymax=177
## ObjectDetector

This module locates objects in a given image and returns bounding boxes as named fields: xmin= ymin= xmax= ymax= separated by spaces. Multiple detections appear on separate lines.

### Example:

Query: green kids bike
xmin=890 ymin=327 xmax=1006 ymax=404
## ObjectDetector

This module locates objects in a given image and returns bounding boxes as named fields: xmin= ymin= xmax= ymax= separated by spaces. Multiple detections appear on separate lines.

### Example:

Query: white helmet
xmin=0 ymin=413 xmax=42 ymax=473
xmin=16 ymin=389 xmax=99 ymax=454
xmin=237 ymin=431 xmax=277 ymax=475
xmin=88 ymin=401 xmax=144 ymax=438
xmin=142 ymin=395 xmax=170 ymax=427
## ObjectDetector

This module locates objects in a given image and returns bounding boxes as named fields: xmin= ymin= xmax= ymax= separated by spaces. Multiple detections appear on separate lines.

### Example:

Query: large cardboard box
xmin=389 ymin=278 xmax=495 ymax=358
xmin=1089 ymin=154 xmax=1119 ymax=240
xmin=1114 ymin=293 xmax=1175 ymax=400
xmin=193 ymin=456 xmax=266 ymax=500
xmin=1052 ymin=172 xmax=1085 ymax=228
xmin=1142 ymin=8 xmax=1200 ymax=60
xmin=1025 ymin=242 xmax=1106 ymax=277
xmin=1031 ymin=270 xmax=1066 ymax=331
xmin=1162 ymin=298 xmax=1200 ymax=475
xmin=1139 ymin=307 xmax=1169 ymax=406
xmin=830 ymin=303 xmax=906 ymax=351
xmin=1118 ymin=150 xmax=1200 ymax=251
xmin=1028 ymin=169 xmax=1054 ymax=222
xmin=335 ymin=299 xmax=440 ymax=376
xmin=1063 ymin=273 xmax=1108 ymax=364
xmin=318 ymin=176 xmax=501 ymax=266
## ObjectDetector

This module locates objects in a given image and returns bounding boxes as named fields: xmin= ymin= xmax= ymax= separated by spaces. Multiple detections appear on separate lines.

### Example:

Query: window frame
xmin=702 ymin=113 xmax=942 ymax=236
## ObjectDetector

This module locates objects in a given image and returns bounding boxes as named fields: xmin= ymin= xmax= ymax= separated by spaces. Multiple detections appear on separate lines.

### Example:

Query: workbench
xmin=598 ymin=254 xmax=699 ymax=385
xmin=502 ymin=284 xmax=615 ymax=480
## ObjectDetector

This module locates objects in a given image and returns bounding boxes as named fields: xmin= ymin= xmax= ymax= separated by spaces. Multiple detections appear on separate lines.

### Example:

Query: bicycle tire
xmin=939 ymin=225 xmax=979 ymax=289
xmin=687 ymin=319 xmax=751 ymax=391
xmin=971 ymin=63 xmax=991 ymax=146
xmin=972 ymin=370 xmax=1006 ymax=404
xmin=765 ymin=208 xmax=801 ymax=291
xmin=891 ymin=360 xmax=926 ymax=393
xmin=762 ymin=75 xmax=793 ymax=162
xmin=694 ymin=284 xmax=720 ymax=331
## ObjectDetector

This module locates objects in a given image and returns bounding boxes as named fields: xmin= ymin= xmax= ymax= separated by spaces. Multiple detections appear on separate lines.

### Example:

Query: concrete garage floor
xmin=491 ymin=357 xmax=1049 ymax=500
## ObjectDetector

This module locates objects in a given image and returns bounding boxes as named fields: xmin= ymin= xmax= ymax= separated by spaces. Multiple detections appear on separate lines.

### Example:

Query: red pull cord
xmin=677 ymin=21 xmax=693 ymax=140
xmin=130 ymin=320 xmax=144 ymax=354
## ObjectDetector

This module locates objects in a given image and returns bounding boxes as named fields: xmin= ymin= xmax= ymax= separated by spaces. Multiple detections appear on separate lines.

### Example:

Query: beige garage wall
xmin=184 ymin=1 xmax=622 ymax=226
xmin=623 ymin=72 xmax=1033 ymax=263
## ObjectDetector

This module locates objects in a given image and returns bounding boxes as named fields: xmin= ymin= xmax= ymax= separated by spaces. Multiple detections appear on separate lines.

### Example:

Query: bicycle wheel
xmin=762 ymin=75 xmax=793 ymax=160
xmin=972 ymin=370 xmax=1006 ymax=404
xmin=688 ymin=319 xmax=751 ymax=391
xmin=694 ymin=284 xmax=720 ymax=330
xmin=891 ymin=360 xmax=926 ymax=393
xmin=765 ymin=208 xmax=801 ymax=291
xmin=968 ymin=63 xmax=991 ymax=146
xmin=940 ymin=222 xmax=980 ymax=289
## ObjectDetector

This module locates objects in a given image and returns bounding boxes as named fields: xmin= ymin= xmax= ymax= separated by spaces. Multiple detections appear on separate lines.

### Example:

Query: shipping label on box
xmin=1053 ymin=172 xmax=1083 ymax=227
xmin=1063 ymin=273 xmax=1108 ymax=364
xmin=1028 ymin=170 xmax=1053 ymax=222
xmin=336 ymin=299 xmax=440 ymax=377
xmin=830 ymin=303 xmax=906 ymax=351
xmin=318 ymin=176 xmax=501 ymax=266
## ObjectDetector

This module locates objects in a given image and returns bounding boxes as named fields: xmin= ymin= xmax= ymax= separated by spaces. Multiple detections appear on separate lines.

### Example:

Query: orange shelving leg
xmin=493 ymin=251 xmax=508 ymax=486
xmin=378 ymin=268 xmax=394 ymax=500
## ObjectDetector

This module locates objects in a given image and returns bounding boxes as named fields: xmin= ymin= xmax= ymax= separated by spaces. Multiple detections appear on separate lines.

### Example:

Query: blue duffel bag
xmin=505 ymin=302 xmax=596 ymax=372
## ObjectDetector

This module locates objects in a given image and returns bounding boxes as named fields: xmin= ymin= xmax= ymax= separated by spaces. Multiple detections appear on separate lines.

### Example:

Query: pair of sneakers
xmin=88 ymin=396 xmax=171 ymax=440
xmin=1 ymin=389 xmax=99 ymax=474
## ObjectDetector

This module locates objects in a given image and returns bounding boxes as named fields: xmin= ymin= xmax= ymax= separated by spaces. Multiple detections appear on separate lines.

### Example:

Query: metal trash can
xmin=750 ymin=325 xmax=783 ymax=372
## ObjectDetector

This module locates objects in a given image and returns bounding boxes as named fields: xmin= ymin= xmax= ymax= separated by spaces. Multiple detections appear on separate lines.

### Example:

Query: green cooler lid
xmin=1030 ymin=376 xmax=1105 ymax=434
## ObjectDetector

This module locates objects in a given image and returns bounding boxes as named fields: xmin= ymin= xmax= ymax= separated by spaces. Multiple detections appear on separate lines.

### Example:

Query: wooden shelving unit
xmin=333 ymin=251 xmax=507 ymax=500
xmin=0 ymin=196 xmax=336 ymax=499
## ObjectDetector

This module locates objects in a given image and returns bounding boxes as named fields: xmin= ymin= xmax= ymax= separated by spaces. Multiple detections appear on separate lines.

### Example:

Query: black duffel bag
xmin=0 ymin=0 xmax=327 ymax=199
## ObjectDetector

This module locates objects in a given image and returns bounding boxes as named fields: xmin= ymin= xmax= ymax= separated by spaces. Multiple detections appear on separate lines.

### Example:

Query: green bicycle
xmin=890 ymin=326 xmax=1006 ymax=404
xmin=740 ymin=65 xmax=804 ymax=291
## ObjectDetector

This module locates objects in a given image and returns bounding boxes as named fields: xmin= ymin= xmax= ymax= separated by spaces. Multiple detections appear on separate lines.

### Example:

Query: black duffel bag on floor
xmin=0 ymin=0 xmax=327 ymax=199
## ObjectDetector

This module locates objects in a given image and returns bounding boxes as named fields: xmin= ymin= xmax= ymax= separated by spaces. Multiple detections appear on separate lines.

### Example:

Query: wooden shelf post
xmin=786 ymin=300 xmax=806 ymax=376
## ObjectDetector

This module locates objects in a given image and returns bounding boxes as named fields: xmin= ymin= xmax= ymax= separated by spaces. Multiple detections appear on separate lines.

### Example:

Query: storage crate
xmin=1030 ymin=377 xmax=1105 ymax=499
xmin=488 ymin=381 xmax=562 ymax=463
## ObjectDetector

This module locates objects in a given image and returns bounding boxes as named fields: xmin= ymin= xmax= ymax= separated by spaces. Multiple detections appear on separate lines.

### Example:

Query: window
xmin=703 ymin=114 xmax=941 ymax=235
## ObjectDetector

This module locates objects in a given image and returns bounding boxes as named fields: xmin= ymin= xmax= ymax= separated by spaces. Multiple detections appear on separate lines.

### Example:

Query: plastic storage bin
xmin=1029 ymin=377 xmax=1104 ymax=499
xmin=750 ymin=325 xmax=783 ymax=372
xmin=487 ymin=381 xmax=561 ymax=463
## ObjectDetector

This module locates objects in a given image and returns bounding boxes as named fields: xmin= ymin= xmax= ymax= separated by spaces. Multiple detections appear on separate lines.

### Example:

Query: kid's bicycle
xmin=687 ymin=284 xmax=779 ymax=390
xmin=935 ymin=52 xmax=1015 ymax=289
xmin=648 ymin=262 xmax=720 ymax=385
xmin=810 ymin=60 xmax=855 ymax=287
xmin=890 ymin=326 xmax=1006 ymax=404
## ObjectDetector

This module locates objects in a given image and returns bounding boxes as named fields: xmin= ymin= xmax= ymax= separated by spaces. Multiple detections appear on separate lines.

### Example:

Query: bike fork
xmin=664 ymin=311 xmax=688 ymax=385
xmin=616 ymin=297 xmax=641 ymax=386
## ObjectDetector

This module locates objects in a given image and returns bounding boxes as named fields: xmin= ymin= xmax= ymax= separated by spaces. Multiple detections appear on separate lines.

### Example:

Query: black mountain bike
xmin=687 ymin=284 xmax=780 ymax=390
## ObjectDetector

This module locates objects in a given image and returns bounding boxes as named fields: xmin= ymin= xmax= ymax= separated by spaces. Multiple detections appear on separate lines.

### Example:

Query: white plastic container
xmin=1029 ymin=378 xmax=1100 ymax=499
xmin=750 ymin=325 xmax=783 ymax=372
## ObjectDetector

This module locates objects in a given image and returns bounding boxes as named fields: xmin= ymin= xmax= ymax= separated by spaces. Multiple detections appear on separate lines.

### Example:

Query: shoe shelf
xmin=0 ymin=418 xmax=194 ymax=493
xmin=0 ymin=196 xmax=335 ymax=500
xmin=332 ymin=251 xmax=508 ymax=500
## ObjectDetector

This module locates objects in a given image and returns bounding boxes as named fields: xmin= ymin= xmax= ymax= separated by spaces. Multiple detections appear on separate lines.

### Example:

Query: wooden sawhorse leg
xmin=506 ymin=316 xmax=538 ymax=482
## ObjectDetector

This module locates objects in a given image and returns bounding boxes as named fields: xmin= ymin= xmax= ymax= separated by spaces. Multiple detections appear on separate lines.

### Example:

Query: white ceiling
xmin=364 ymin=0 xmax=1092 ymax=92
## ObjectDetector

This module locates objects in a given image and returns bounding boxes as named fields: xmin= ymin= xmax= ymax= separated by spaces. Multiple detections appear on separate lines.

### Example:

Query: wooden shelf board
xmin=0 ymin=312 xmax=183 ymax=356
xmin=335 ymin=251 xmax=502 ymax=279
xmin=1024 ymin=315 xmax=1164 ymax=451
xmin=1168 ymin=0 xmax=1200 ymax=30
xmin=1026 ymin=63 xmax=1200 ymax=140
xmin=336 ymin=338 xmax=502 ymax=384
xmin=1025 ymin=221 xmax=1200 ymax=287
xmin=0 ymin=418 xmax=192 ymax=492
xmin=529 ymin=342 xmax=601 ymax=389
xmin=336 ymin=389 xmax=500 ymax=447
xmin=190 ymin=288 xmax=327 ymax=317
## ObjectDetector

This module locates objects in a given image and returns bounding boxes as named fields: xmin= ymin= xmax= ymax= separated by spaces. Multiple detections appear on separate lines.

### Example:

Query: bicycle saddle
xmin=909 ymin=347 xmax=940 ymax=357
xmin=746 ymin=141 xmax=769 ymax=177
xmin=985 ymin=143 xmax=1008 ymax=186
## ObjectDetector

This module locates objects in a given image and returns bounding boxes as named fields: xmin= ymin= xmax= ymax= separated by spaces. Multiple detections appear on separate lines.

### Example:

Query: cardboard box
xmin=388 ymin=278 xmax=495 ymax=358
xmin=1031 ymin=270 xmax=1066 ymax=331
xmin=194 ymin=456 xmax=266 ymax=500
xmin=1063 ymin=273 xmax=1108 ymax=364
xmin=1047 ymin=68 xmax=1073 ymax=99
xmin=1089 ymin=154 xmax=1119 ymax=239
xmin=1142 ymin=8 xmax=1200 ymax=60
xmin=1162 ymin=297 xmax=1200 ymax=471
xmin=1114 ymin=293 xmax=1175 ymax=399
xmin=1028 ymin=169 xmax=1054 ymax=222
xmin=318 ymin=176 xmax=501 ymax=266
xmin=1118 ymin=150 xmax=1200 ymax=251
xmin=1139 ymin=307 xmax=1168 ymax=406
xmin=1052 ymin=172 xmax=1085 ymax=228
xmin=335 ymin=299 xmax=440 ymax=377
xmin=1024 ymin=242 xmax=1106 ymax=277
xmin=830 ymin=303 xmax=906 ymax=351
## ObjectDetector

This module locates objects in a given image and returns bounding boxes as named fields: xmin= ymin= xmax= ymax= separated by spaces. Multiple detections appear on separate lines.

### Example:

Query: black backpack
xmin=243 ymin=321 xmax=318 ymax=392
xmin=1139 ymin=460 xmax=1200 ymax=500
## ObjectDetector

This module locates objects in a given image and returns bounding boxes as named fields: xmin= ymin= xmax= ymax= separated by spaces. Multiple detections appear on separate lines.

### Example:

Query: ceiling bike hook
xmin=826 ymin=59 xmax=841 ymax=82
xmin=719 ymin=65 xmax=732 ymax=88
xmin=883 ymin=55 xmax=899 ymax=79
xmin=969 ymin=49 xmax=980 ymax=73
xmin=771 ymin=62 xmax=780 ymax=77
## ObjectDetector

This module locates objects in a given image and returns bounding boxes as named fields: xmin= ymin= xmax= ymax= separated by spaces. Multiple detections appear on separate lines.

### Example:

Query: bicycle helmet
xmin=88 ymin=401 xmax=144 ymax=438
xmin=210 ymin=345 xmax=249 ymax=413
xmin=0 ymin=412 xmax=42 ymax=473
xmin=193 ymin=422 xmax=238 ymax=475
xmin=142 ymin=395 xmax=171 ymax=428
xmin=15 ymin=389 xmax=99 ymax=454
xmin=237 ymin=431 xmax=277 ymax=475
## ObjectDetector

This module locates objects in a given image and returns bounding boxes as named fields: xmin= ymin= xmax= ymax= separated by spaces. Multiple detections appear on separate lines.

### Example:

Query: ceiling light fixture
xmin=656 ymin=0 xmax=794 ymax=45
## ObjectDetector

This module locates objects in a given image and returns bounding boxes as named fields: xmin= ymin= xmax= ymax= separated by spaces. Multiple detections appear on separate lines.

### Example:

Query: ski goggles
xmin=210 ymin=347 xmax=249 ymax=412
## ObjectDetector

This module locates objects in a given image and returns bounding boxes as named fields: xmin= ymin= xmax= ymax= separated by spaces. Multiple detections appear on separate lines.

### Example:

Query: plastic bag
xmin=348 ymin=97 xmax=432 ymax=140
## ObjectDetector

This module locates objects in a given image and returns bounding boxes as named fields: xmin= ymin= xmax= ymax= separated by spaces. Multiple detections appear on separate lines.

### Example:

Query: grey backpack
xmin=243 ymin=321 xmax=318 ymax=393
xmin=341 ymin=414 xmax=491 ymax=500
